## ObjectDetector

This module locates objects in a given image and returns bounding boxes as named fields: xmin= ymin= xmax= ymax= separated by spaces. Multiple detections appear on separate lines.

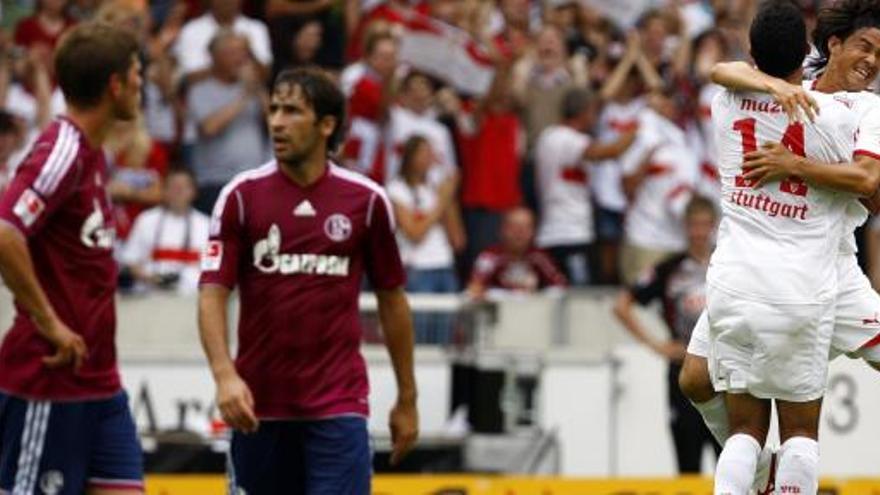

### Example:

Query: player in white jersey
xmin=679 ymin=1 xmax=880 ymax=494
xmin=706 ymin=3 xmax=868 ymax=494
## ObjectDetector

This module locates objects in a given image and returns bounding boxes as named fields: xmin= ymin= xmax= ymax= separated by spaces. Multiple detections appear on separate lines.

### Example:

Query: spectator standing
xmin=105 ymin=118 xmax=169 ymax=240
xmin=342 ymin=31 xmax=397 ymax=182
xmin=387 ymin=71 xmax=466 ymax=253
xmin=388 ymin=136 xmax=458 ymax=343
xmin=691 ymin=29 xmax=729 ymax=204
xmin=449 ymin=63 xmax=523 ymax=275
xmin=468 ymin=207 xmax=566 ymax=299
xmin=265 ymin=0 xmax=343 ymax=75
xmin=187 ymin=30 xmax=269 ymax=213
xmin=613 ymin=196 xmax=720 ymax=474
xmin=590 ymin=32 xmax=662 ymax=284
xmin=2 ymin=46 xmax=65 ymax=170
xmin=619 ymin=89 xmax=698 ymax=284
xmin=534 ymin=88 xmax=635 ymax=286
xmin=386 ymin=72 xmax=457 ymax=185
xmin=120 ymin=168 xmax=209 ymax=295
xmin=512 ymin=25 xmax=587 ymax=147
xmin=13 ymin=0 xmax=74 ymax=66
xmin=174 ymin=0 xmax=272 ymax=83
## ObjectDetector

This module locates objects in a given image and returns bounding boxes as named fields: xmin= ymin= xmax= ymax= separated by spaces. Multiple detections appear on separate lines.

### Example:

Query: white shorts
xmin=688 ymin=255 xmax=880 ymax=363
xmin=706 ymin=284 xmax=834 ymax=402
xmin=829 ymin=254 xmax=880 ymax=361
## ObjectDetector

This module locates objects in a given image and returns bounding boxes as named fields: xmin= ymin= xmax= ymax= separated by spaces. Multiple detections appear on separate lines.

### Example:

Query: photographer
xmin=119 ymin=168 xmax=210 ymax=295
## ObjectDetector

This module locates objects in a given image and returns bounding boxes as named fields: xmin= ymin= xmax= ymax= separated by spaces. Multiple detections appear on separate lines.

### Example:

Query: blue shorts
xmin=228 ymin=416 xmax=371 ymax=495
xmin=0 ymin=391 xmax=143 ymax=494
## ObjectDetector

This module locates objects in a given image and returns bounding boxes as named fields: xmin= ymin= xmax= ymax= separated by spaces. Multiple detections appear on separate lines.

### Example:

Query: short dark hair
xmin=401 ymin=71 xmax=436 ymax=93
xmin=273 ymin=67 xmax=346 ymax=151
xmin=811 ymin=0 xmax=880 ymax=71
xmin=166 ymin=166 xmax=196 ymax=184
xmin=54 ymin=22 xmax=140 ymax=109
xmin=749 ymin=1 xmax=809 ymax=78
xmin=561 ymin=88 xmax=592 ymax=120
xmin=685 ymin=195 xmax=718 ymax=220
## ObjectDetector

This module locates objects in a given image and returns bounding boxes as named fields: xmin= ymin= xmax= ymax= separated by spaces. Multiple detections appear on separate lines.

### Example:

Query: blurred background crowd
xmin=2 ymin=0 xmax=867 ymax=301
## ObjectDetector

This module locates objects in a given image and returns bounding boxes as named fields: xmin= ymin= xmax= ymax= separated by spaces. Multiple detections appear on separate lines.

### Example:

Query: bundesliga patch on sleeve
xmin=201 ymin=240 xmax=223 ymax=271
xmin=13 ymin=188 xmax=45 ymax=227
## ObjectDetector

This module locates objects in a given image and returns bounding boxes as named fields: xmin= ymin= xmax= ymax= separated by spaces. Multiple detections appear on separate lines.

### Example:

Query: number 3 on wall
xmin=733 ymin=117 xmax=809 ymax=196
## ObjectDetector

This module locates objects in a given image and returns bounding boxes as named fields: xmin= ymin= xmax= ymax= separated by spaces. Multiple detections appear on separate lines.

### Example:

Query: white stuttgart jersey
xmin=806 ymin=84 xmax=880 ymax=255
xmin=534 ymin=124 xmax=594 ymax=247
xmin=709 ymin=89 xmax=857 ymax=304
xmin=591 ymin=98 xmax=644 ymax=212
xmin=621 ymin=108 xmax=698 ymax=252
xmin=385 ymin=106 xmax=457 ymax=185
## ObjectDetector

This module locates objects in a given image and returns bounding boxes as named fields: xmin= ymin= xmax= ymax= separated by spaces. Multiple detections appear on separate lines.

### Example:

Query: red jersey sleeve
xmin=530 ymin=249 xmax=568 ymax=288
xmin=199 ymin=185 xmax=244 ymax=289
xmin=0 ymin=128 xmax=81 ymax=236
xmin=364 ymin=191 xmax=405 ymax=290
xmin=349 ymin=78 xmax=383 ymax=121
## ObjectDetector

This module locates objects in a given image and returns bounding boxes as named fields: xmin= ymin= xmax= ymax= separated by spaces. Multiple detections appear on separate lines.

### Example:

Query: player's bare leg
xmin=775 ymin=399 xmax=822 ymax=495
xmin=679 ymin=353 xmax=716 ymax=402
xmin=680 ymin=352 xmax=731 ymax=446
xmin=714 ymin=393 xmax=770 ymax=495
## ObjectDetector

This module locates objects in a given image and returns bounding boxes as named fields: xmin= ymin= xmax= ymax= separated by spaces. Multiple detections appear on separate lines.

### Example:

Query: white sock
xmin=714 ymin=433 xmax=761 ymax=495
xmin=693 ymin=394 xmax=731 ymax=447
xmin=776 ymin=437 xmax=819 ymax=495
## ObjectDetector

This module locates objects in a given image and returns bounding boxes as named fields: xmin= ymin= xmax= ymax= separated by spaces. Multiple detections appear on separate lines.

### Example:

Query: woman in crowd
xmin=387 ymin=135 xmax=459 ymax=344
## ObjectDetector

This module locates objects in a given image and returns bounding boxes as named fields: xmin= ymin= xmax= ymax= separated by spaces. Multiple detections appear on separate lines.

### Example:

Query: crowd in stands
xmin=0 ymin=0 xmax=843 ymax=298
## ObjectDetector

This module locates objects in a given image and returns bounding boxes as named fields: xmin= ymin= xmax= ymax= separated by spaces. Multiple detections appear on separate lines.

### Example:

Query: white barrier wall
xmin=1 ymin=288 xmax=880 ymax=477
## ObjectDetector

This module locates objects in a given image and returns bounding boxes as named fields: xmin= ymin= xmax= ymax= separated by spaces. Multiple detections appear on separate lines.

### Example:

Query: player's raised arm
xmin=711 ymin=61 xmax=819 ymax=122
xmin=582 ymin=129 xmax=637 ymax=161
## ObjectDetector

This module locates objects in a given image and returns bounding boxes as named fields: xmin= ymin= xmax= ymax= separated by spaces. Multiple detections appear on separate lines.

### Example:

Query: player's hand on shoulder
xmin=389 ymin=398 xmax=419 ymax=466
xmin=766 ymin=78 xmax=818 ymax=123
xmin=38 ymin=317 xmax=88 ymax=372
xmin=217 ymin=372 xmax=259 ymax=433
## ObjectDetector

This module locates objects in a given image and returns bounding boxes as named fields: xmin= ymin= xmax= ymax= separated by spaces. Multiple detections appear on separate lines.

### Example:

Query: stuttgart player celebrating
xmin=705 ymin=2 xmax=866 ymax=493
xmin=0 ymin=23 xmax=145 ymax=494
xmin=198 ymin=68 xmax=418 ymax=494
xmin=679 ymin=1 xmax=880 ymax=492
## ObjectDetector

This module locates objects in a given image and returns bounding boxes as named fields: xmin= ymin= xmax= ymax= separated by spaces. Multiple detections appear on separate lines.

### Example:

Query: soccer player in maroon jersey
xmin=198 ymin=67 xmax=418 ymax=494
xmin=0 ymin=23 xmax=145 ymax=495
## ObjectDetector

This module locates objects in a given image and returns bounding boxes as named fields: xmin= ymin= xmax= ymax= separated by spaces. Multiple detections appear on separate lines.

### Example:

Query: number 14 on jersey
xmin=733 ymin=117 xmax=808 ymax=197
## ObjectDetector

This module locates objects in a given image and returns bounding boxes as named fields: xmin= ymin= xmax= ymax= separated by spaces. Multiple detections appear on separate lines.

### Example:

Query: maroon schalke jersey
xmin=469 ymin=245 xmax=567 ymax=292
xmin=200 ymin=161 xmax=406 ymax=419
xmin=0 ymin=117 xmax=119 ymax=400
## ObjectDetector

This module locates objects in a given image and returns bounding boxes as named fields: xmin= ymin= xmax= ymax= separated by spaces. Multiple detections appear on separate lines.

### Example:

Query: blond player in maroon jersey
xmin=0 ymin=23 xmax=146 ymax=495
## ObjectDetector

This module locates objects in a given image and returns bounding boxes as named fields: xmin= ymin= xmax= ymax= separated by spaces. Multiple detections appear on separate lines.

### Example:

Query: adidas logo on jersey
xmin=293 ymin=200 xmax=316 ymax=217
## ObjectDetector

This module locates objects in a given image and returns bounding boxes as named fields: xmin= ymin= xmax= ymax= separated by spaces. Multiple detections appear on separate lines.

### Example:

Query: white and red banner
xmin=397 ymin=13 xmax=496 ymax=97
